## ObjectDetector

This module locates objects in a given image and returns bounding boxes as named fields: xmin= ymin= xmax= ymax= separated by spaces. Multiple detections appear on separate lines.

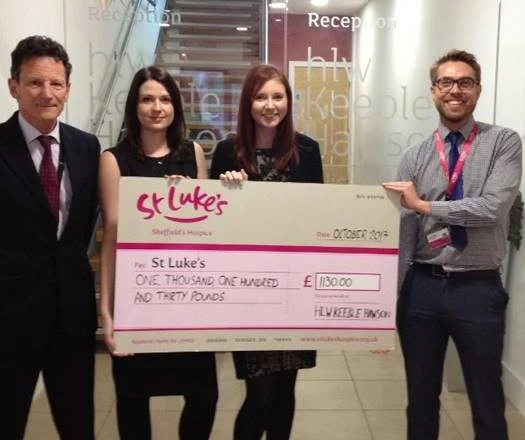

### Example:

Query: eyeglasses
xmin=433 ymin=77 xmax=479 ymax=92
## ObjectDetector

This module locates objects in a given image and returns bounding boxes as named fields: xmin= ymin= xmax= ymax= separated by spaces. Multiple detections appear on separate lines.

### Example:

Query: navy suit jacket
xmin=0 ymin=112 xmax=100 ymax=351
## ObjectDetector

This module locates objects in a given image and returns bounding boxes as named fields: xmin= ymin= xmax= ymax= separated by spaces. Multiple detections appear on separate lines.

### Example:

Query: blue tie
xmin=447 ymin=131 xmax=467 ymax=250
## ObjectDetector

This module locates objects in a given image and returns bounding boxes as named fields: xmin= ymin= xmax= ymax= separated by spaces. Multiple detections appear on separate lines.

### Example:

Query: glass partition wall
xmin=72 ymin=0 xmax=500 ymax=182
xmin=266 ymin=0 xmax=500 ymax=185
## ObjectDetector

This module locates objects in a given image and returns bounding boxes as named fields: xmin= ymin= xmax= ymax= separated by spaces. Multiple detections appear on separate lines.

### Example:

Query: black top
xmin=210 ymin=133 xmax=323 ymax=183
xmin=107 ymin=139 xmax=197 ymax=178
xmin=210 ymin=132 xmax=323 ymax=379
xmin=106 ymin=139 xmax=217 ymax=397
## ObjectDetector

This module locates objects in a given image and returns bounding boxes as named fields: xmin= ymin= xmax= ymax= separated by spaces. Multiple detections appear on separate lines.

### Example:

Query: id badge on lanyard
xmin=425 ymin=125 xmax=478 ymax=249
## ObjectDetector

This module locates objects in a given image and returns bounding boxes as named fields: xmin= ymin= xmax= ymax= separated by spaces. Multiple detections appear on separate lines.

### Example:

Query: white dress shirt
xmin=18 ymin=113 xmax=72 ymax=238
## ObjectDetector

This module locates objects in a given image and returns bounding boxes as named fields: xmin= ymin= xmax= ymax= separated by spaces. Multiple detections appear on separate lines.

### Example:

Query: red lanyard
xmin=434 ymin=124 xmax=478 ymax=197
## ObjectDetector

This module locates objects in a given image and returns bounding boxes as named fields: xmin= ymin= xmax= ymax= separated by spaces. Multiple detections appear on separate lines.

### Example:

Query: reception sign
xmin=113 ymin=178 xmax=400 ymax=353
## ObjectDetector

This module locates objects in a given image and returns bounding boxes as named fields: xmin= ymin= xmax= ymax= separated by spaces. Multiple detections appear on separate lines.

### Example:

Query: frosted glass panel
xmin=270 ymin=0 xmax=500 ymax=184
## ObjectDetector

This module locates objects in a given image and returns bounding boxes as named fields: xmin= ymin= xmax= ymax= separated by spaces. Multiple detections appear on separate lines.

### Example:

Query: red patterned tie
xmin=38 ymin=135 xmax=60 ymax=222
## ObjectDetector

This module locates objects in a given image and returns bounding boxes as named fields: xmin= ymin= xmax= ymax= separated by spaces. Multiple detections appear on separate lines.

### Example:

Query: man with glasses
xmin=384 ymin=50 xmax=522 ymax=439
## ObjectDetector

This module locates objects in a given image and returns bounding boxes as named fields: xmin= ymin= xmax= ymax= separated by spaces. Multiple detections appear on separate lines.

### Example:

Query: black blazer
xmin=210 ymin=133 xmax=324 ymax=183
xmin=0 ymin=112 xmax=100 ymax=351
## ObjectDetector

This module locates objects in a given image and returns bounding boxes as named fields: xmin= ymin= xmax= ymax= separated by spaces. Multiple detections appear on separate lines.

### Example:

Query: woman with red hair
xmin=211 ymin=64 xmax=323 ymax=439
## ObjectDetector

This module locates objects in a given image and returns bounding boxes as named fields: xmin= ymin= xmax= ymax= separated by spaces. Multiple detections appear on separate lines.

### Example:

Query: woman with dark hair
xmin=210 ymin=64 xmax=323 ymax=440
xmin=99 ymin=66 xmax=217 ymax=439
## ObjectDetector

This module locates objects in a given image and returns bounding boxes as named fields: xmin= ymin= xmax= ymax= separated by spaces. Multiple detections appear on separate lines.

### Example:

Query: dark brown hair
xmin=122 ymin=66 xmax=187 ymax=156
xmin=11 ymin=35 xmax=72 ymax=82
xmin=430 ymin=49 xmax=481 ymax=84
xmin=235 ymin=64 xmax=297 ymax=175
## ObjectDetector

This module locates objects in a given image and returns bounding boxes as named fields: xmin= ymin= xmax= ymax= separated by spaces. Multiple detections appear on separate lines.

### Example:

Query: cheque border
xmin=117 ymin=242 xmax=399 ymax=254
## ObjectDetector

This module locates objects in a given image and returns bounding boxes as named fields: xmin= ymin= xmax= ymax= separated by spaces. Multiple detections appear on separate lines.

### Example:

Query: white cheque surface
xmin=113 ymin=178 xmax=400 ymax=353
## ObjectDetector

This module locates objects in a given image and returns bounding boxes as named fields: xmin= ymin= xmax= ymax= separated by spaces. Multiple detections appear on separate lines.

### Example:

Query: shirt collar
xmin=437 ymin=115 xmax=475 ymax=142
xmin=17 ymin=112 xmax=61 ymax=145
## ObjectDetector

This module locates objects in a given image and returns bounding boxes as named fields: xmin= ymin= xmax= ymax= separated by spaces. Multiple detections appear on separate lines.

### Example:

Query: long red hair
xmin=234 ymin=64 xmax=298 ymax=176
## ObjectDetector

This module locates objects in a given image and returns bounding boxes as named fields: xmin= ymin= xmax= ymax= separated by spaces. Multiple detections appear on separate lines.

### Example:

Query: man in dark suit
xmin=0 ymin=35 xmax=100 ymax=439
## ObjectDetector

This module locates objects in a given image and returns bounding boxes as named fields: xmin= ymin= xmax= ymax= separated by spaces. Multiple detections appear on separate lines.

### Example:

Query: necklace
xmin=145 ymin=152 xmax=170 ymax=165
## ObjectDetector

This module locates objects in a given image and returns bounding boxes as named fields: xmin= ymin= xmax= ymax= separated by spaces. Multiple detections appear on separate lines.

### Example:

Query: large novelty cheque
xmin=113 ymin=178 xmax=400 ymax=353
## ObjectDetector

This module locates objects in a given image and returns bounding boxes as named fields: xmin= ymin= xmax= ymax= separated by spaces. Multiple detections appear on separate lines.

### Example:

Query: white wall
xmin=0 ymin=0 xmax=165 ymax=149
xmin=65 ymin=0 xmax=167 ymax=148
xmin=351 ymin=0 xmax=499 ymax=184
xmin=0 ymin=0 xmax=65 ymax=122
xmin=497 ymin=0 xmax=525 ymax=416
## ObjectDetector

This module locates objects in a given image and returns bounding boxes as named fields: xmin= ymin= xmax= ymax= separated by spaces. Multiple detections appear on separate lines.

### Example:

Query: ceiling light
xmin=311 ymin=0 xmax=328 ymax=6
xmin=236 ymin=26 xmax=248 ymax=31
xmin=269 ymin=1 xmax=287 ymax=9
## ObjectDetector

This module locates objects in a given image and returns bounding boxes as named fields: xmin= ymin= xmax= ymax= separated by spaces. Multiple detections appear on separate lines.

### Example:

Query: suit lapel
xmin=0 ymin=113 xmax=52 ymax=212
xmin=60 ymin=124 xmax=82 ymax=195
xmin=59 ymin=124 xmax=83 ymax=240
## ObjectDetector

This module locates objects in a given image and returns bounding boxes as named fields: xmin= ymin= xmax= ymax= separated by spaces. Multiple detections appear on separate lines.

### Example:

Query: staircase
xmin=156 ymin=0 xmax=263 ymax=157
